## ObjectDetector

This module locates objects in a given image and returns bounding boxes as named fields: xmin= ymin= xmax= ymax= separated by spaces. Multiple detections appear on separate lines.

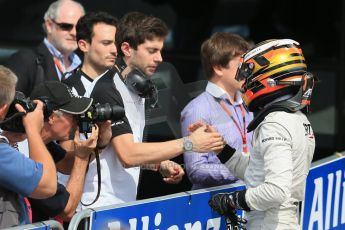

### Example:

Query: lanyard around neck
xmin=47 ymin=44 xmax=67 ymax=77
xmin=53 ymin=57 xmax=66 ymax=75
xmin=219 ymin=98 xmax=248 ymax=153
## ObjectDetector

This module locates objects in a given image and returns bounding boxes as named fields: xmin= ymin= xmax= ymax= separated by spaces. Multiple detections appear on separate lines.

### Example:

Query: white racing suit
xmin=225 ymin=110 xmax=315 ymax=229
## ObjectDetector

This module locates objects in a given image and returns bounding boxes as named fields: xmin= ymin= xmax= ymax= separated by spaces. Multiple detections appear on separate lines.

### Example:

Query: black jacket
xmin=5 ymin=42 xmax=60 ymax=97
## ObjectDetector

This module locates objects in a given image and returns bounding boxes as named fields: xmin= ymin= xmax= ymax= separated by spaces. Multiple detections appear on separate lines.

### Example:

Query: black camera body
xmin=1 ymin=92 xmax=125 ymax=134
xmin=78 ymin=103 xmax=125 ymax=134
xmin=0 ymin=92 xmax=52 ymax=133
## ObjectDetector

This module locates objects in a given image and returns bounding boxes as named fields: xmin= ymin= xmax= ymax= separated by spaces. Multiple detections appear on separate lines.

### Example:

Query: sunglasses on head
xmin=51 ymin=19 xmax=75 ymax=31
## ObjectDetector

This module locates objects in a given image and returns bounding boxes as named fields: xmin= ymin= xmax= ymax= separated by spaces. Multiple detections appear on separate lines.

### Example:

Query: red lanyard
xmin=53 ymin=57 xmax=66 ymax=79
xmin=219 ymin=99 xmax=248 ymax=153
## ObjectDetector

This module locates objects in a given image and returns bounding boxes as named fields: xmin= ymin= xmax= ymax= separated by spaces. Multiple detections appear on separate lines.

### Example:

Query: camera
xmin=0 ymin=91 xmax=125 ymax=134
xmin=78 ymin=103 xmax=125 ymax=133
xmin=0 ymin=91 xmax=52 ymax=133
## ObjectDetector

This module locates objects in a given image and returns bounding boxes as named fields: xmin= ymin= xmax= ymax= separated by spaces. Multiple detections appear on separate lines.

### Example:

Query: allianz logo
xmin=308 ymin=170 xmax=345 ymax=230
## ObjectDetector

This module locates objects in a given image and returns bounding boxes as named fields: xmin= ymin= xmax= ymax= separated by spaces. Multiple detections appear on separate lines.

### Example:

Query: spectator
xmin=64 ymin=11 xmax=225 ymax=209
xmin=181 ymin=32 xmax=253 ymax=190
xmin=27 ymin=81 xmax=100 ymax=222
xmin=5 ymin=0 xmax=85 ymax=97
xmin=208 ymin=39 xmax=316 ymax=229
xmin=0 ymin=65 xmax=57 ymax=227
xmin=3 ymin=81 xmax=101 ymax=222
xmin=64 ymin=11 xmax=117 ymax=96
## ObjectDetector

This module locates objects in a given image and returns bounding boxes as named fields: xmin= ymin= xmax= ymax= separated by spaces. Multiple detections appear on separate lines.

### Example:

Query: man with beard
xmin=6 ymin=0 xmax=85 ymax=97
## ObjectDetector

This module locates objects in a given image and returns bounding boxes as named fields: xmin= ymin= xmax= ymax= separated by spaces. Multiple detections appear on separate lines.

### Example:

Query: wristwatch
xmin=183 ymin=137 xmax=193 ymax=152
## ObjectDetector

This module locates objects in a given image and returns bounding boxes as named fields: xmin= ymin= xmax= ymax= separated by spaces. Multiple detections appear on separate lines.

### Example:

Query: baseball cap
xmin=30 ymin=81 xmax=93 ymax=114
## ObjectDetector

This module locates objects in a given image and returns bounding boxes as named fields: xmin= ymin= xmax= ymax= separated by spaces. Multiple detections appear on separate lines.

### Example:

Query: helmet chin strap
xmin=245 ymin=72 xmax=317 ymax=132
xmin=267 ymin=72 xmax=316 ymax=112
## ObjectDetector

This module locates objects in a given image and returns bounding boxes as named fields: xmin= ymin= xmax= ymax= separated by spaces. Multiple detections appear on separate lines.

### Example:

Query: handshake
xmin=185 ymin=121 xmax=226 ymax=153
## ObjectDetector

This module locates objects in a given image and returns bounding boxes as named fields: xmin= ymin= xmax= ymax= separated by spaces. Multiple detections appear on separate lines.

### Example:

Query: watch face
xmin=184 ymin=139 xmax=193 ymax=151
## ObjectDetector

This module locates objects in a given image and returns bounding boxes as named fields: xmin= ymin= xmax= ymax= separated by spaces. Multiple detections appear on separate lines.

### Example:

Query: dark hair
xmin=116 ymin=11 xmax=169 ymax=56
xmin=76 ymin=11 xmax=118 ymax=43
xmin=200 ymin=32 xmax=251 ymax=79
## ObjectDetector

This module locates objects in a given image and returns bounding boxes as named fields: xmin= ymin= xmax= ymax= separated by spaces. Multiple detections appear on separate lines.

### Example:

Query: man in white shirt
xmin=208 ymin=39 xmax=316 ymax=230
xmin=64 ymin=11 xmax=225 ymax=209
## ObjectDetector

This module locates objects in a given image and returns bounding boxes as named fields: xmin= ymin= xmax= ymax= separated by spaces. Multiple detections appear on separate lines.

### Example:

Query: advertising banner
xmin=302 ymin=157 xmax=345 ymax=230
xmin=91 ymin=184 xmax=245 ymax=230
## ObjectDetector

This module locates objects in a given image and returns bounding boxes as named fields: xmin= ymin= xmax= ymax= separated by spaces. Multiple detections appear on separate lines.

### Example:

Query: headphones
xmin=115 ymin=56 xmax=158 ymax=107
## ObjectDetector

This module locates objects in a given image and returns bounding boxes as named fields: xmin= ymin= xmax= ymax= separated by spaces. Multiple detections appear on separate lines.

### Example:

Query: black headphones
xmin=115 ymin=56 xmax=158 ymax=106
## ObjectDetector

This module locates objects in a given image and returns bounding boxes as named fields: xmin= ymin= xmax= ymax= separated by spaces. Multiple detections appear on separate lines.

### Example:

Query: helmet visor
xmin=235 ymin=60 xmax=254 ymax=82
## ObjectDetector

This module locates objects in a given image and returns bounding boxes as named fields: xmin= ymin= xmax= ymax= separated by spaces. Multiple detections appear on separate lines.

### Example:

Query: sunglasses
xmin=51 ymin=19 xmax=75 ymax=31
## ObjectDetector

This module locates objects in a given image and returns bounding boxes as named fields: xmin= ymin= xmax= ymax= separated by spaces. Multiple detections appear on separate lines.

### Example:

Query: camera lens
xmin=94 ymin=103 xmax=125 ymax=121
xmin=77 ymin=103 xmax=125 ymax=134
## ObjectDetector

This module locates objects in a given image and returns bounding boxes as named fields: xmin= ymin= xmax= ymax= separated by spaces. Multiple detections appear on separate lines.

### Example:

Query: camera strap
xmin=0 ymin=111 xmax=26 ymax=126
xmin=80 ymin=147 xmax=102 ymax=207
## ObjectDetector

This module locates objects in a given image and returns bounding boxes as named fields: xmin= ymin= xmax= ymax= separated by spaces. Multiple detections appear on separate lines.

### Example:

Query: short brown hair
xmin=116 ymin=11 xmax=168 ymax=56
xmin=0 ymin=65 xmax=17 ymax=105
xmin=201 ymin=32 xmax=251 ymax=79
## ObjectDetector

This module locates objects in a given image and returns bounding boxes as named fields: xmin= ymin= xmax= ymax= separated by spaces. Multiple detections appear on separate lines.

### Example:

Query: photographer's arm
xmin=57 ymin=120 xmax=111 ymax=173
xmin=57 ymin=126 xmax=98 ymax=220
xmin=56 ymin=140 xmax=75 ymax=174
xmin=18 ymin=101 xmax=57 ymax=199
xmin=111 ymin=125 xmax=225 ymax=168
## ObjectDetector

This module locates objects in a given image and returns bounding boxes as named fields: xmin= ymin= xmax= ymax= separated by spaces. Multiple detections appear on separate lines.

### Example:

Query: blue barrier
xmin=69 ymin=183 xmax=245 ymax=230
xmin=5 ymin=220 xmax=64 ymax=230
xmin=302 ymin=156 xmax=345 ymax=230
xmin=68 ymin=156 xmax=345 ymax=230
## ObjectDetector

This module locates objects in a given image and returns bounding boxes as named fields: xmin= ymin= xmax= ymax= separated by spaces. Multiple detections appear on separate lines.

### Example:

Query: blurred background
xmin=0 ymin=0 xmax=344 ymax=198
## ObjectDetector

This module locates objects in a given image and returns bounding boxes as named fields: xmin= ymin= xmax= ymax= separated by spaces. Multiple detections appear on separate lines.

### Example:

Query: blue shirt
xmin=43 ymin=38 xmax=81 ymax=80
xmin=180 ymin=82 xmax=253 ymax=190
xmin=0 ymin=142 xmax=43 ymax=224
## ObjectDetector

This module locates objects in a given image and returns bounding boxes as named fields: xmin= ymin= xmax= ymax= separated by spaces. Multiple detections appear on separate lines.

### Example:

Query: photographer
xmin=64 ymin=11 xmax=225 ymax=209
xmin=29 ymin=81 xmax=101 ymax=222
xmin=0 ymin=66 xmax=57 ymax=227
xmin=2 ymin=81 xmax=102 ymax=222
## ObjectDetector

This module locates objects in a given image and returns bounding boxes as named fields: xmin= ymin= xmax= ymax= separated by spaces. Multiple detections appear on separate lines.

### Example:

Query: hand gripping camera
xmin=78 ymin=103 xmax=125 ymax=133
xmin=0 ymin=91 xmax=125 ymax=134
xmin=0 ymin=91 xmax=52 ymax=133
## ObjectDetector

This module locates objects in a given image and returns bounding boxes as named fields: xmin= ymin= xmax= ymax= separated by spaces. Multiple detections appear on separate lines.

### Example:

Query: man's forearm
xmin=57 ymin=140 xmax=76 ymax=174
xmin=27 ymin=130 xmax=57 ymax=199
xmin=112 ymin=135 xmax=184 ymax=167
xmin=57 ymin=156 xmax=89 ymax=220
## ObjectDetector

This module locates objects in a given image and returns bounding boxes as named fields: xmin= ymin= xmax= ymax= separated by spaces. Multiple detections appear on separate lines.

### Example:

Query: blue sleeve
xmin=180 ymin=97 xmax=237 ymax=187
xmin=0 ymin=144 xmax=43 ymax=196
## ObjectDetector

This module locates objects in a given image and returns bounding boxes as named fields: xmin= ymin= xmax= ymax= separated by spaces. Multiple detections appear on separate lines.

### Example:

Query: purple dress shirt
xmin=180 ymin=82 xmax=253 ymax=190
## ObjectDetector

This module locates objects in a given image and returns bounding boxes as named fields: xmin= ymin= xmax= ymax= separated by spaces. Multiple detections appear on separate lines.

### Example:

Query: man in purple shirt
xmin=180 ymin=32 xmax=253 ymax=190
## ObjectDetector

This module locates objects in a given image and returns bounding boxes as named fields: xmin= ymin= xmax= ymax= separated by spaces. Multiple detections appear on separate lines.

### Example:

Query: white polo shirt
xmin=59 ymin=70 xmax=145 ymax=210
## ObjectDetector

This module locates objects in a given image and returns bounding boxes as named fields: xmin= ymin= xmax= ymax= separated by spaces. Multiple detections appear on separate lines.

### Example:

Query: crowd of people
xmin=0 ymin=0 xmax=317 ymax=229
